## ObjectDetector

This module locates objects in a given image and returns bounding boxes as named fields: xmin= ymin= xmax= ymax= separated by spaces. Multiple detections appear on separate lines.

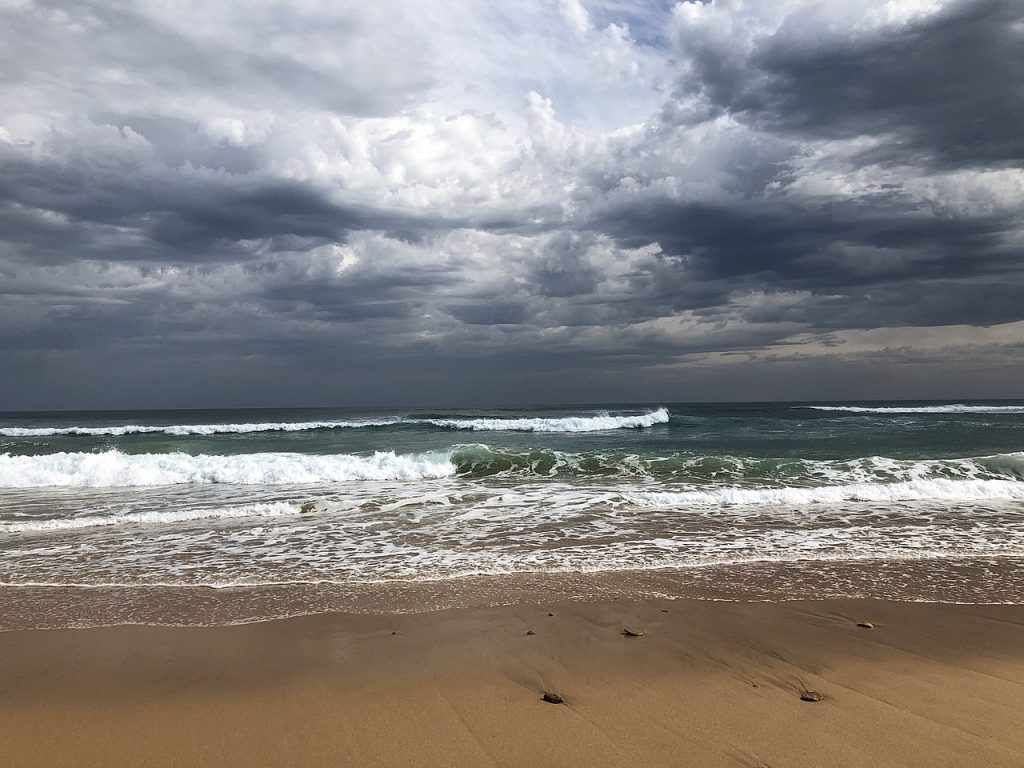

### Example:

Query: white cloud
xmin=1 ymin=0 xmax=1021 ymax=403
xmin=559 ymin=0 xmax=592 ymax=35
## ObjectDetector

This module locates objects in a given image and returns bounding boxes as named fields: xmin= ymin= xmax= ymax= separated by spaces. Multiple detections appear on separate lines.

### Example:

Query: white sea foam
xmin=3 ymin=448 xmax=1022 ymax=488
xmin=622 ymin=478 xmax=1024 ymax=507
xmin=424 ymin=408 xmax=670 ymax=432
xmin=0 ymin=409 xmax=670 ymax=436
xmin=447 ymin=446 xmax=1024 ymax=483
xmin=0 ymin=418 xmax=400 ymax=437
xmin=798 ymin=404 xmax=1024 ymax=414
xmin=0 ymin=502 xmax=301 ymax=533
xmin=0 ymin=450 xmax=455 ymax=488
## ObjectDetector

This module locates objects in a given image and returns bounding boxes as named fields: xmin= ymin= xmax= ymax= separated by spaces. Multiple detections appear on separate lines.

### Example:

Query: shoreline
xmin=3 ymin=597 xmax=1024 ymax=766
xmin=4 ymin=556 xmax=1023 ymax=631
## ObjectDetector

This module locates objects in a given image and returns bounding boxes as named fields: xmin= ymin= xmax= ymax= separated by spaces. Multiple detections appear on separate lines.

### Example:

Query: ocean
xmin=2 ymin=401 xmax=1024 ymax=625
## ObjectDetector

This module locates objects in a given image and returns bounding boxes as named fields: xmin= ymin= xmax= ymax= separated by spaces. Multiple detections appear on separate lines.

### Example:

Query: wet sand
xmin=2 ymin=598 xmax=1023 ymax=767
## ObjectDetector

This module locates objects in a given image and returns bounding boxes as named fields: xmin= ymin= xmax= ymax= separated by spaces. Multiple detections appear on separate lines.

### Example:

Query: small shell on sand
xmin=800 ymin=690 xmax=824 ymax=702
xmin=621 ymin=628 xmax=645 ymax=637
xmin=857 ymin=621 xmax=875 ymax=629
xmin=526 ymin=630 xmax=536 ymax=635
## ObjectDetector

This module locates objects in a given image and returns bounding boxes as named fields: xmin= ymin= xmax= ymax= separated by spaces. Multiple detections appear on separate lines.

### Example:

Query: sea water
xmin=2 ymin=402 xmax=1023 ymax=619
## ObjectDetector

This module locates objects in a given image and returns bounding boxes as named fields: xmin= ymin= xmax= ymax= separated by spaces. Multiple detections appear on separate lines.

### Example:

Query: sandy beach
xmin=3 ymin=597 xmax=1023 ymax=767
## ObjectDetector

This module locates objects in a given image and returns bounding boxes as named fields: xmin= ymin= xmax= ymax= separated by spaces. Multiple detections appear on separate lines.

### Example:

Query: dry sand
xmin=2 ymin=598 xmax=1023 ymax=767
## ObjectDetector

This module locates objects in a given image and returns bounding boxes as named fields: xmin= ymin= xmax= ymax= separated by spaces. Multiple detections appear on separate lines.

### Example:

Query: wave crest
xmin=449 ymin=446 xmax=1024 ymax=483
xmin=0 ymin=450 xmax=455 ymax=488
xmin=0 ymin=419 xmax=400 ymax=438
xmin=424 ymin=408 xmax=670 ymax=432
xmin=3 ymin=446 xmax=1023 ymax=489
xmin=798 ymin=404 xmax=1024 ymax=414
xmin=0 ymin=408 xmax=670 ymax=437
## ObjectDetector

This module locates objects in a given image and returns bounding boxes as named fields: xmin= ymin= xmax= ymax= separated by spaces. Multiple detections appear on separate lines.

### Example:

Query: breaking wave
xmin=3 ymin=446 xmax=1023 ymax=489
xmin=798 ymin=404 xmax=1024 ymax=414
xmin=0 ymin=450 xmax=455 ymax=488
xmin=0 ymin=408 xmax=670 ymax=437
xmin=422 ymin=408 xmax=670 ymax=432
xmin=0 ymin=419 xmax=401 ymax=437
xmin=448 ymin=446 xmax=1024 ymax=483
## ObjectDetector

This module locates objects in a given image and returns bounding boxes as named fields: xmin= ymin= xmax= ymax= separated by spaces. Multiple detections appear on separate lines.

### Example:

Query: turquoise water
xmin=1 ymin=401 xmax=1023 ymax=595
xmin=4 ymin=402 xmax=1024 ymax=461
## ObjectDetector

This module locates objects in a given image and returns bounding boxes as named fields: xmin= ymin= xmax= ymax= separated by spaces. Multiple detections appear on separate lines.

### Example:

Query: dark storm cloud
xmin=526 ymin=232 xmax=601 ymax=298
xmin=0 ymin=143 xmax=450 ymax=265
xmin=261 ymin=261 xmax=463 ymax=323
xmin=586 ymin=0 xmax=1024 ymax=336
xmin=593 ymin=193 xmax=1024 ymax=329
xmin=672 ymin=0 xmax=1024 ymax=167
xmin=600 ymin=197 xmax=1016 ymax=285
xmin=1 ymin=0 xmax=1023 ymax=408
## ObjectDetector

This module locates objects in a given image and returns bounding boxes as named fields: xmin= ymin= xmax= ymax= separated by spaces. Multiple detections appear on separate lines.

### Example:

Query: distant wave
xmin=798 ymin=404 xmax=1024 ymax=414
xmin=0 ymin=502 xmax=302 ymax=533
xmin=0 ymin=418 xmax=401 ymax=437
xmin=0 ymin=450 xmax=455 ymax=488
xmin=0 ymin=408 xmax=670 ymax=437
xmin=623 ymin=478 xmax=1024 ymax=507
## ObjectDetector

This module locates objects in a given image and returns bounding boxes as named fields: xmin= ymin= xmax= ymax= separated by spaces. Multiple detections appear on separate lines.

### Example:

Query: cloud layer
xmin=1 ymin=0 xmax=1022 ymax=407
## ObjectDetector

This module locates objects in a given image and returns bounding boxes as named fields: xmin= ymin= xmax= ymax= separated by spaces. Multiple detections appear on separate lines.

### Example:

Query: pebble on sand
xmin=857 ymin=621 xmax=875 ymax=629
xmin=621 ymin=628 xmax=645 ymax=637
xmin=526 ymin=629 xmax=536 ymax=635
xmin=541 ymin=692 xmax=564 ymax=704
xmin=800 ymin=690 xmax=824 ymax=702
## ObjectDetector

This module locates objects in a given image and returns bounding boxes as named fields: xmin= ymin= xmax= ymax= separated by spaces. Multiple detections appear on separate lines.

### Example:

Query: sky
xmin=1 ymin=0 xmax=1022 ymax=409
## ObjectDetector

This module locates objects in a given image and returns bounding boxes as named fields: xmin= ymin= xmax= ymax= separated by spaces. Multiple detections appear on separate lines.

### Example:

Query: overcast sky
xmin=1 ymin=0 xmax=1022 ymax=409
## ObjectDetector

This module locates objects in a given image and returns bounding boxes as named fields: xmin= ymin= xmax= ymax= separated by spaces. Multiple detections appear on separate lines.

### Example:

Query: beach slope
xmin=2 ymin=599 xmax=1023 ymax=767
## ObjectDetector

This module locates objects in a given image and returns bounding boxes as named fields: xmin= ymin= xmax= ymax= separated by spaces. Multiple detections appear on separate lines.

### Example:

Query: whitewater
xmin=2 ymin=401 xmax=1023 ymax=597
xmin=3 ymin=447 xmax=1023 ymax=488
xmin=0 ymin=407 xmax=670 ymax=437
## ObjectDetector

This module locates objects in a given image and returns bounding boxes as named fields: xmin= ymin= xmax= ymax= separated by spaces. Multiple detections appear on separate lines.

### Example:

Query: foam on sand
xmin=622 ymin=478 xmax=1024 ymax=507
xmin=0 ymin=502 xmax=302 ymax=533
